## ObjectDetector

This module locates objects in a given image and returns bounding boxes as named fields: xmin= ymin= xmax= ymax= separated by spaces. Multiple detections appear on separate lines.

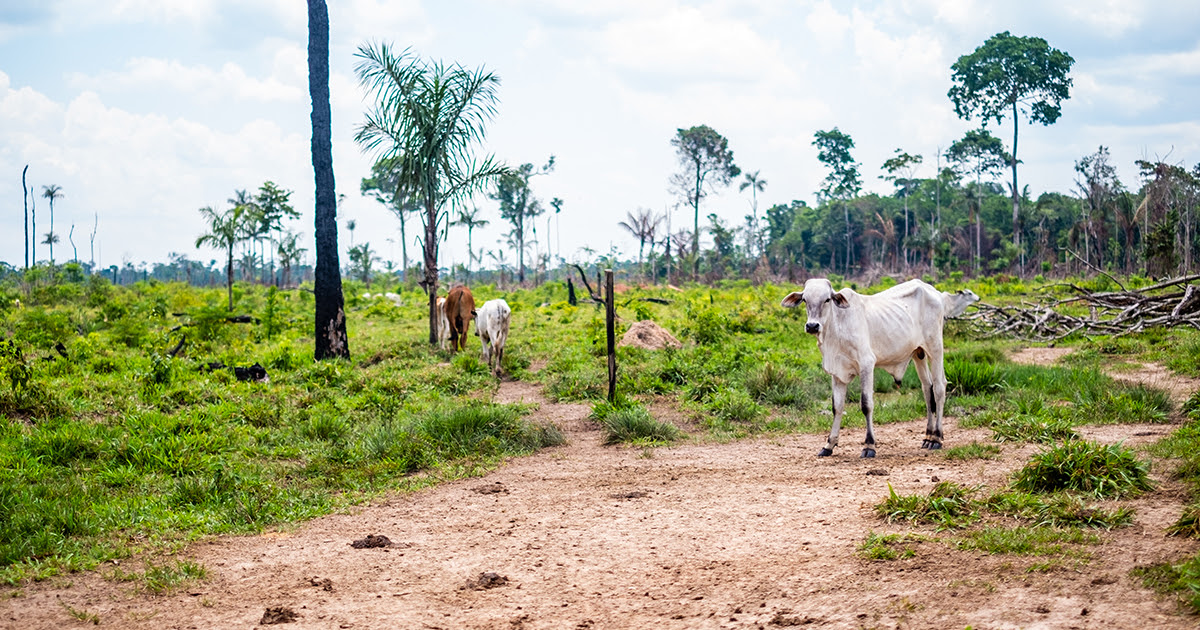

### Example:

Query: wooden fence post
xmin=605 ymin=269 xmax=616 ymax=403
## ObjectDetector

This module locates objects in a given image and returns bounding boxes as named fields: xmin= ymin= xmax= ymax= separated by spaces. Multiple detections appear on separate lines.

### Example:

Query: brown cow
xmin=444 ymin=285 xmax=476 ymax=352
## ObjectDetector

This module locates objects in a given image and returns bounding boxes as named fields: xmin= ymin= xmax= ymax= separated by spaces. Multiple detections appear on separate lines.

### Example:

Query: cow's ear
xmin=957 ymin=289 xmax=968 ymax=296
xmin=831 ymin=291 xmax=850 ymax=308
xmin=780 ymin=292 xmax=804 ymax=308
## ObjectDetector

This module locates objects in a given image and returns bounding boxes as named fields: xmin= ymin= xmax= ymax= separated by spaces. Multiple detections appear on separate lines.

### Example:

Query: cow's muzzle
xmin=805 ymin=322 xmax=820 ymax=335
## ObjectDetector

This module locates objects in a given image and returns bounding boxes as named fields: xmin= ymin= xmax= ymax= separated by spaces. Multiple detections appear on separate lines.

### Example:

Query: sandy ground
xmin=5 ymin=349 xmax=1200 ymax=629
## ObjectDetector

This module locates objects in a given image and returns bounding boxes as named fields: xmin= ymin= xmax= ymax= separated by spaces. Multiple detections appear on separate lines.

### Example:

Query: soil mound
xmin=619 ymin=320 xmax=682 ymax=350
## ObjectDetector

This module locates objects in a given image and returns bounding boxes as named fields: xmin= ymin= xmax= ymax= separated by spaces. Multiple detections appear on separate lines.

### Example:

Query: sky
xmin=2 ymin=0 xmax=1199 ymax=272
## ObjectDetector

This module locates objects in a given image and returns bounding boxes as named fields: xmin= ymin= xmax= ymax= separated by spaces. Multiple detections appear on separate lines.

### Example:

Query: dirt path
xmin=5 ymin=358 xmax=1200 ymax=629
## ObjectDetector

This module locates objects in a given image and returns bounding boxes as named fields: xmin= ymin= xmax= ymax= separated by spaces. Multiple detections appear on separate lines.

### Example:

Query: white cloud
xmin=602 ymin=5 xmax=792 ymax=84
xmin=1056 ymin=0 xmax=1143 ymax=38
xmin=67 ymin=56 xmax=305 ymax=104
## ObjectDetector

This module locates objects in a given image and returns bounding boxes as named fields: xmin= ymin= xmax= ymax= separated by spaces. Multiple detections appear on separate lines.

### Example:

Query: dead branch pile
xmin=959 ymin=274 xmax=1200 ymax=341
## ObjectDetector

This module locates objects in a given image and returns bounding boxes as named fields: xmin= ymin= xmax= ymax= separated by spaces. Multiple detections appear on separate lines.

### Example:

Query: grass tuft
xmin=1011 ymin=440 xmax=1153 ymax=498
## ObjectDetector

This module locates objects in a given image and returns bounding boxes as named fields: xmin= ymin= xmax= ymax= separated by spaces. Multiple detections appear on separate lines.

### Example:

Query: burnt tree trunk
xmin=308 ymin=0 xmax=348 ymax=360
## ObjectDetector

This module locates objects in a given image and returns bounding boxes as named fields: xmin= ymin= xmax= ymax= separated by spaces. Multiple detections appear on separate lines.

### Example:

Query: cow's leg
xmin=927 ymin=351 xmax=947 ymax=449
xmin=912 ymin=354 xmax=941 ymax=449
xmin=821 ymin=376 xmax=848 ymax=456
xmin=860 ymin=368 xmax=876 ymax=458
xmin=480 ymin=331 xmax=491 ymax=367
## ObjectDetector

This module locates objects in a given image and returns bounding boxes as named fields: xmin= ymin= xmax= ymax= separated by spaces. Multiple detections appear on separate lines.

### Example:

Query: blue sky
xmin=2 ymin=0 xmax=1198 ymax=271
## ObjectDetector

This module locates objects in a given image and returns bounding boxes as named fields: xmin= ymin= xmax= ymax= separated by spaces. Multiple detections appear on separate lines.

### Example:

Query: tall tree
xmin=490 ymin=158 xmax=554 ymax=284
xmin=89 ymin=212 xmax=98 ymax=268
xmin=41 ymin=184 xmax=63 ymax=265
xmin=946 ymin=128 xmax=1010 ymax=272
xmin=308 ymin=0 xmax=349 ymax=359
xmin=670 ymin=125 xmax=740 ymax=277
xmin=195 ymin=205 xmax=243 ymax=311
xmin=255 ymin=180 xmax=298 ymax=285
xmin=354 ymin=42 xmax=507 ymax=346
xmin=1074 ymin=146 xmax=1121 ymax=268
xmin=813 ymin=128 xmax=861 ymax=273
xmin=451 ymin=205 xmax=489 ymax=279
xmin=949 ymin=31 xmax=1074 ymax=267
xmin=739 ymin=170 xmax=767 ymax=258
xmin=21 ymin=166 xmax=29 ymax=269
xmin=880 ymin=150 xmax=922 ymax=269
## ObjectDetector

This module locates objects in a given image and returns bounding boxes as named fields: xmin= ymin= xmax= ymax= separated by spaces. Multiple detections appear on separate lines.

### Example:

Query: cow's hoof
xmin=921 ymin=440 xmax=942 ymax=450
xmin=861 ymin=448 xmax=876 ymax=458
xmin=817 ymin=448 xmax=833 ymax=457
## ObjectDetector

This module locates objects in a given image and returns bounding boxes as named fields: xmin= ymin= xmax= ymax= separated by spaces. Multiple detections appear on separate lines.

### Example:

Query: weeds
xmin=593 ymin=403 xmax=682 ymax=446
xmin=1011 ymin=440 xmax=1154 ymax=498
xmin=858 ymin=531 xmax=927 ymax=560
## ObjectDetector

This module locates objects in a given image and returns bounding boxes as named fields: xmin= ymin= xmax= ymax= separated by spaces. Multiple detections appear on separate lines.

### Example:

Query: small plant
xmin=682 ymin=303 xmax=727 ymax=345
xmin=597 ymin=405 xmax=682 ymax=445
xmin=1011 ymin=440 xmax=1154 ymax=498
xmin=744 ymin=362 xmax=809 ymax=407
xmin=858 ymin=531 xmax=926 ymax=561
xmin=989 ymin=411 xmax=1078 ymax=444
xmin=1132 ymin=557 xmax=1200 ymax=613
xmin=59 ymin=601 xmax=99 ymax=625
xmin=705 ymin=388 xmax=763 ymax=425
xmin=875 ymin=482 xmax=980 ymax=530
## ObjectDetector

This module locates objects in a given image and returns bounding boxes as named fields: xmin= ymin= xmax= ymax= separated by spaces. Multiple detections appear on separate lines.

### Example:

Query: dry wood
xmin=960 ymin=274 xmax=1200 ymax=341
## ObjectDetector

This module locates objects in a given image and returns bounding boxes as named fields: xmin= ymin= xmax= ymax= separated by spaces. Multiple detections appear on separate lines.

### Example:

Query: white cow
xmin=941 ymin=288 xmax=980 ymax=317
xmin=781 ymin=278 xmax=948 ymax=457
xmin=436 ymin=296 xmax=451 ymax=351
xmin=476 ymin=299 xmax=511 ymax=376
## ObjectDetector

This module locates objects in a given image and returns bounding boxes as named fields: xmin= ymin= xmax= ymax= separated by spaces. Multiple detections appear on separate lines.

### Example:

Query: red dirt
xmin=4 ymin=349 xmax=1200 ymax=629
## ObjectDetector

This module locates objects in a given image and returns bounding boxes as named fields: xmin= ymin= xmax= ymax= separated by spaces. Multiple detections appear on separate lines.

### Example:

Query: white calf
xmin=436 ymin=296 xmax=451 ymax=351
xmin=781 ymin=278 xmax=948 ymax=457
xmin=476 ymin=299 xmax=511 ymax=376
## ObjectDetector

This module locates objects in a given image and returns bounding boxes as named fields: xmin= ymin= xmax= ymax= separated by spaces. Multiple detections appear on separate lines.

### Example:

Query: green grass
xmin=0 ymin=273 xmax=1194 ymax=592
xmin=858 ymin=531 xmax=928 ymax=561
xmin=592 ymin=403 xmax=682 ymax=446
xmin=954 ymin=526 xmax=1099 ymax=557
xmin=875 ymin=482 xmax=981 ymax=530
xmin=107 ymin=559 xmax=209 ymax=595
xmin=942 ymin=442 xmax=1002 ymax=461
xmin=1011 ymin=440 xmax=1154 ymax=498
xmin=1132 ymin=557 xmax=1200 ymax=612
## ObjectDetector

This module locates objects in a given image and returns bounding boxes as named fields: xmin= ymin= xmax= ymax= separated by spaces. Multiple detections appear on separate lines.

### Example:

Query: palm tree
xmin=452 ymin=206 xmax=490 ymax=279
xmin=41 ymin=232 xmax=60 ymax=264
xmin=195 ymin=205 xmax=243 ymax=311
xmin=41 ymin=184 xmax=63 ymax=264
xmin=309 ymin=0 xmax=348 ymax=359
xmin=346 ymin=218 xmax=357 ymax=248
xmin=618 ymin=208 xmax=662 ymax=282
xmin=739 ymin=170 xmax=767 ymax=258
xmin=277 ymin=230 xmax=307 ymax=288
xmin=354 ymin=42 xmax=508 ymax=346
xmin=348 ymin=243 xmax=377 ymax=285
